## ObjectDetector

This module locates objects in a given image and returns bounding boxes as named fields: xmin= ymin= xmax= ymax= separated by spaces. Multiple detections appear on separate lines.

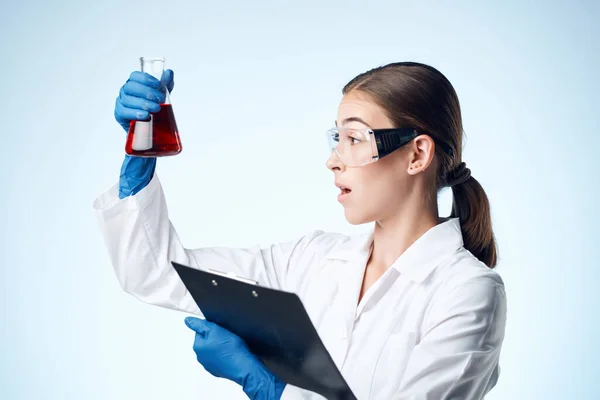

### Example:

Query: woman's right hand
xmin=114 ymin=70 xmax=175 ymax=132
xmin=115 ymin=70 xmax=174 ymax=199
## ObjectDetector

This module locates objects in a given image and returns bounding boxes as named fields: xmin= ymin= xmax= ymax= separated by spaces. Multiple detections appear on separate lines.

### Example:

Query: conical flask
xmin=125 ymin=57 xmax=182 ymax=157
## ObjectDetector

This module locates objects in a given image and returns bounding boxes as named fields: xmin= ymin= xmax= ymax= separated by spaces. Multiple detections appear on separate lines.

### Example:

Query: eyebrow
xmin=335 ymin=117 xmax=372 ymax=127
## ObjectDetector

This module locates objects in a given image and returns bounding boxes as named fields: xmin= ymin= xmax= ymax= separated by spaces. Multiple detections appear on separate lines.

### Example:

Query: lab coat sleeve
xmin=93 ymin=173 xmax=325 ymax=315
xmin=394 ymin=275 xmax=507 ymax=400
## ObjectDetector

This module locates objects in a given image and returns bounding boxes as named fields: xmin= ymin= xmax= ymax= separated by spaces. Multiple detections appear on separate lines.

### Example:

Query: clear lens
xmin=326 ymin=127 xmax=379 ymax=166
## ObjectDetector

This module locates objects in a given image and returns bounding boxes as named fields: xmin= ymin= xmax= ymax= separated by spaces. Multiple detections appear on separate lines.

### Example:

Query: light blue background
xmin=1 ymin=0 xmax=598 ymax=399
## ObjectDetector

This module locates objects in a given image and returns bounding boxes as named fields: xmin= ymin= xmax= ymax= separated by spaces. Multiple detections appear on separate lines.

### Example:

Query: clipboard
xmin=171 ymin=261 xmax=357 ymax=400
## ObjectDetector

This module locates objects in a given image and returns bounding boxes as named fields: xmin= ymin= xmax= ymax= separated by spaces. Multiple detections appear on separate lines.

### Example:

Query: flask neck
xmin=140 ymin=57 xmax=164 ymax=79
xmin=140 ymin=57 xmax=170 ymax=105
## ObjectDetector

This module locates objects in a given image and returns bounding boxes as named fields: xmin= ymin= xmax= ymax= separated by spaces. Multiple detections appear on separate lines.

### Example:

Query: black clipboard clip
xmin=206 ymin=268 xmax=259 ymax=285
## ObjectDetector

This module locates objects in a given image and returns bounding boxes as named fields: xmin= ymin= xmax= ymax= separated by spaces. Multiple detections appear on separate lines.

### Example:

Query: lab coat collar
xmin=326 ymin=218 xmax=464 ymax=283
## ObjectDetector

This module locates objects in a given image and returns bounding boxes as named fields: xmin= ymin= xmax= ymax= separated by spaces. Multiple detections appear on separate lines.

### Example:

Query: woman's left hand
xmin=184 ymin=317 xmax=286 ymax=400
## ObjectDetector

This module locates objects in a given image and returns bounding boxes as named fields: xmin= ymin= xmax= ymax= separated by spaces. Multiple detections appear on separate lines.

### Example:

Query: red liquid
xmin=125 ymin=104 xmax=182 ymax=157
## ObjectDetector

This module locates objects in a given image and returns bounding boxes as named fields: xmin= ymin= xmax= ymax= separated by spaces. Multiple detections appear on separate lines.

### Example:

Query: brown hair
xmin=343 ymin=62 xmax=498 ymax=268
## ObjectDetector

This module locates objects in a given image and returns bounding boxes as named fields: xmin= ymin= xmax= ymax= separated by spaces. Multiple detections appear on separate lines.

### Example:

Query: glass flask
xmin=125 ymin=57 xmax=182 ymax=157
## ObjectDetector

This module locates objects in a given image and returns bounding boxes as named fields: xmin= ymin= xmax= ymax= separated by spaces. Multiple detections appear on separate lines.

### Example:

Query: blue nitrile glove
xmin=184 ymin=317 xmax=287 ymax=400
xmin=114 ymin=70 xmax=175 ymax=199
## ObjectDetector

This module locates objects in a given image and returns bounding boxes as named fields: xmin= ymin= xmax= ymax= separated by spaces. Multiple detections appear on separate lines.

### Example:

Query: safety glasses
xmin=326 ymin=127 xmax=453 ymax=167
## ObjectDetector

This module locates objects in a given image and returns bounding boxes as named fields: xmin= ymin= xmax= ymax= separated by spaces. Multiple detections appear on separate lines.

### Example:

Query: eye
xmin=350 ymin=136 xmax=363 ymax=144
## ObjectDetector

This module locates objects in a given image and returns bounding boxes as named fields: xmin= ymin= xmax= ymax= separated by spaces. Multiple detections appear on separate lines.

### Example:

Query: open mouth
xmin=337 ymin=183 xmax=352 ymax=195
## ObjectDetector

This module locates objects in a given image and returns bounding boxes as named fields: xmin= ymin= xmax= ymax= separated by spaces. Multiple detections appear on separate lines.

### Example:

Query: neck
xmin=368 ymin=200 xmax=440 ymax=273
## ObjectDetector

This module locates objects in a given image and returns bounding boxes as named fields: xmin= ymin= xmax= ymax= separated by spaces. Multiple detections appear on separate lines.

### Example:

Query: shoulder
xmin=278 ymin=230 xmax=358 ymax=290
xmin=291 ymin=229 xmax=361 ymax=255
xmin=435 ymin=247 xmax=505 ymax=294
xmin=427 ymin=248 xmax=507 ymax=328
xmin=283 ymin=229 xmax=368 ymax=272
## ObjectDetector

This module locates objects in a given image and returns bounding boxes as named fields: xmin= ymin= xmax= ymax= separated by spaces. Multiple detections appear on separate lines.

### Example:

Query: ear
xmin=406 ymin=135 xmax=436 ymax=175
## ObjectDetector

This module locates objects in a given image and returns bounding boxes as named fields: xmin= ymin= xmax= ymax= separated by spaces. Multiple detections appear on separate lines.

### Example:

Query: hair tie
xmin=447 ymin=161 xmax=471 ymax=187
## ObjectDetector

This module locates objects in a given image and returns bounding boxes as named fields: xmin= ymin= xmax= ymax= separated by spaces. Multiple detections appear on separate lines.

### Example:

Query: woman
xmin=95 ymin=61 xmax=507 ymax=399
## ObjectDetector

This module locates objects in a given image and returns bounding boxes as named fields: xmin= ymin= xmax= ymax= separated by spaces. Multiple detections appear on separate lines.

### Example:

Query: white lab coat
xmin=93 ymin=174 xmax=507 ymax=400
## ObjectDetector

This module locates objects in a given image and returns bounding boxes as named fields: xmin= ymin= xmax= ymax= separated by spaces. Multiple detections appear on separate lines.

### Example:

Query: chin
xmin=343 ymin=209 xmax=374 ymax=226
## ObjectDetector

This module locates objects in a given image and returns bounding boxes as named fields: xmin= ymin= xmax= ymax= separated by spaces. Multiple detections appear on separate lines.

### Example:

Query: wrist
xmin=118 ymin=155 xmax=157 ymax=198
xmin=242 ymin=367 xmax=286 ymax=400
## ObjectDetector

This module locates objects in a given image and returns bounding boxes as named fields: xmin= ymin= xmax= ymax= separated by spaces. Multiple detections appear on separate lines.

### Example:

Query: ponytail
xmin=450 ymin=176 xmax=498 ymax=268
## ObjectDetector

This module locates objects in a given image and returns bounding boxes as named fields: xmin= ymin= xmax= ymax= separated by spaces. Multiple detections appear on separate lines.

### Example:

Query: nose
xmin=326 ymin=150 xmax=346 ymax=172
